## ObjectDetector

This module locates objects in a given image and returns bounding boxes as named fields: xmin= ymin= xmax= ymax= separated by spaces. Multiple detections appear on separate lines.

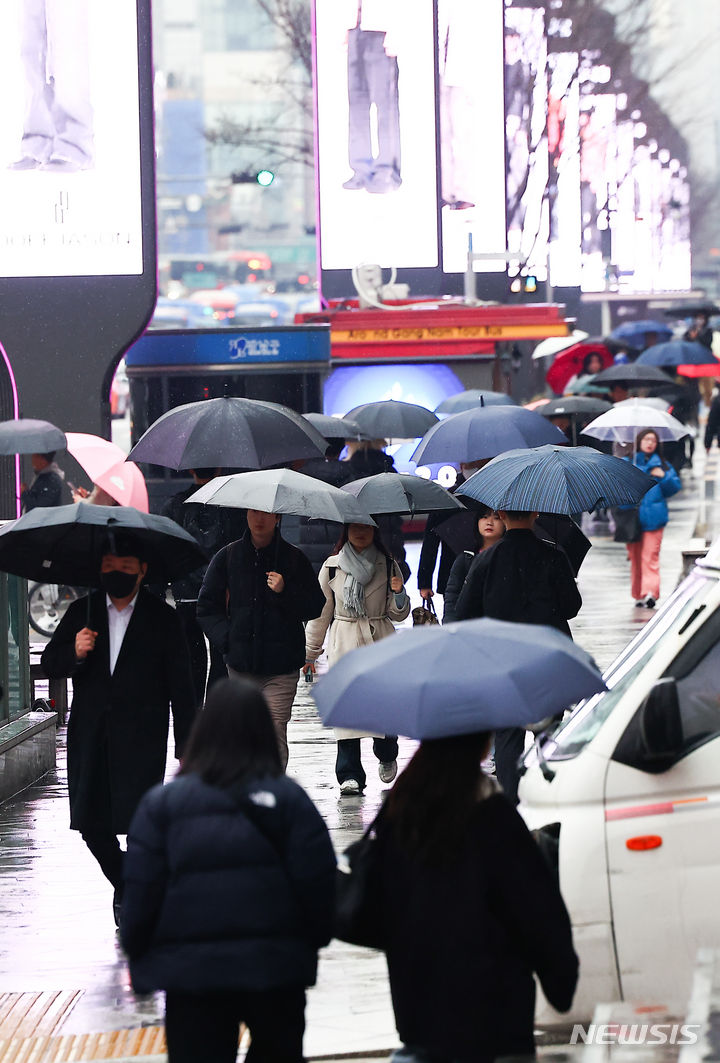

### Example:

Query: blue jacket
xmin=630 ymin=452 xmax=682 ymax=531
xmin=121 ymin=772 xmax=336 ymax=995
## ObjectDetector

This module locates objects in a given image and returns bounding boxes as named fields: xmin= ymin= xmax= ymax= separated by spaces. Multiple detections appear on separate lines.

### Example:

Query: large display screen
xmin=0 ymin=0 xmax=143 ymax=277
xmin=547 ymin=51 xmax=582 ymax=288
xmin=314 ymin=0 xmax=439 ymax=271
xmin=439 ymin=0 xmax=507 ymax=274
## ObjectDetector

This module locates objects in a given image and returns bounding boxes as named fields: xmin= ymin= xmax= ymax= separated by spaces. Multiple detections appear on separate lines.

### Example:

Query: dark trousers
xmin=176 ymin=601 xmax=226 ymax=707
xmin=79 ymin=740 xmax=125 ymax=895
xmin=347 ymin=28 xmax=400 ymax=181
xmin=336 ymin=736 xmax=398 ymax=788
xmin=165 ymin=986 xmax=306 ymax=1063
xmin=494 ymin=727 xmax=526 ymax=805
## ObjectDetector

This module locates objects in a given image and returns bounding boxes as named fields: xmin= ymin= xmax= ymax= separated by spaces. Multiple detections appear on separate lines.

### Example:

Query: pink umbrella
xmin=65 ymin=432 xmax=149 ymax=512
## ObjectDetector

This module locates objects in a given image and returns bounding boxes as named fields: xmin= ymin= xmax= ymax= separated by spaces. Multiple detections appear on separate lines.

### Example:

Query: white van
xmin=519 ymin=539 xmax=720 ymax=1026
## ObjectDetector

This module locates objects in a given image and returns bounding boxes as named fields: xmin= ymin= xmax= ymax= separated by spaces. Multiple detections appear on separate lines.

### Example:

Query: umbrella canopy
xmin=0 ymin=419 xmax=66 ymax=456
xmin=433 ymin=509 xmax=590 ymax=577
xmin=531 ymin=332 xmax=589 ymax=360
xmin=457 ymin=445 xmax=655 ymax=515
xmin=545 ymin=342 xmax=615 ymax=395
xmin=128 ymin=396 xmax=327 ymax=470
xmin=344 ymin=400 xmax=438 ymax=439
xmin=434 ymin=390 xmax=517 ymax=415
xmin=411 ymin=406 xmax=567 ymax=466
xmin=580 ymin=401 xmax=690 ymax=444
xmin=302 ymin=413 xmax=366 ymax=440
xmin=342 ymin=472 xmax=465 ymax=517
xmin=65 ymin=432 xmax=128 ymax=479
xmin=614 ymin=396 xmax=670 ymax=412
xmin=187 ymin=468 xmax=376 ymax=525
xmin=539 ymin=396 xmax=612 ymax=418
xmin=94 ymin=460 xmax=149 ymax=512
xmin=0 ymin=503 xmax=207 ymax=586
xmin=591 ymin=363 xmax=674 ymax=388
xmin=610 ymin=320 xmax=673 ymax=345
xmin=636 ymin=340 xmax=717 ymax=369
xmin=663 ymin=304 xmax=720 ymax=318
xmin=312 ymin=618 xmax=605 ymax=738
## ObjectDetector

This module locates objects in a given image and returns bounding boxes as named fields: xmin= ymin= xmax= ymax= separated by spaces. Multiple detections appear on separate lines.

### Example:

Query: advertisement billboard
xmin=0 ymin=0 xmax=143 ymax=277
xmin=314 ymin=0 xmax=439 ymax=271
xmin=547 ymin=50 xmax=582 ymax=288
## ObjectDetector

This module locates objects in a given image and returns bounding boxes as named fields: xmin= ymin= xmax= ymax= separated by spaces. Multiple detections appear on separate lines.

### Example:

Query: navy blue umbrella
xmin=635 ymin=340 xmax=716 ymax=368
xmin=611 ymin=320 xmax=672 ymax=345
xmin=411 ymin=406 xmax=567 ymax=465
xmin=457 ymin=445 xmax=654 ymax=515
xmin=312 ymin=618 xmax=606 ymax=738
xmin=434 ymin=390 xmax=517 ymax=415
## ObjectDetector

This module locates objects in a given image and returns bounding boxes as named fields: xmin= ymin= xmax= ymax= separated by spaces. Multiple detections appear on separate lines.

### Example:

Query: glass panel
xmin=0 ymin=575 xmax=8 ymax=726
xmin=7 ymin=575 xmax=29 ymax=721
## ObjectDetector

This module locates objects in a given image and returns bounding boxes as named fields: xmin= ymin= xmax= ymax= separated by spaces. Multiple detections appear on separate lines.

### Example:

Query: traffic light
xmin=230 ymin=169 xmax=276 ymax=186
xmin=256 ymin=169 xmax=275 ymax=187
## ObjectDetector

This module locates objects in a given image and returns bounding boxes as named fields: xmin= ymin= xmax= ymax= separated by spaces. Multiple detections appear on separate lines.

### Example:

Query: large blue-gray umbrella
xmin=342 ymin=472 xmax=465 ymax=516
xmin=344 ymin=400 xmax=438 ymax=439
xmin=312 ymin=618 xmax=606 ymax=738
xmin=610 ymin=320 xmax=672 ymax=346
xmin=635 ymin=340 xmax=716 ymax=368
xmin=434 ymin=390 xmax=517 ymax=415
xmin=411 ymin=406 xmax=567 ymax=465
xmin=457 ymin=444 xmax=654 ymax=515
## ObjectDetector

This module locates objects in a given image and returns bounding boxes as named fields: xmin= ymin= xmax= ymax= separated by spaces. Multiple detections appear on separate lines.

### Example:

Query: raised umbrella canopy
xmin=0 ymin=419 xmax=67 ymax=456
xmin=342 ymin=472 xmax=465 ymax=516
xmin=411 ymin=405 xmax=567 ymax=466
xmin=302 ymin=413 xmax=366 ymax=440
xmin=434 ymin=390 xmax=517 ymax=415
xmin=344 ymin=400 xmax=438 ymax=440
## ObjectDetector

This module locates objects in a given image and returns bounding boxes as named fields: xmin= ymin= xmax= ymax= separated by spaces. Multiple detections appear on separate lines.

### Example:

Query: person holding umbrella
xmin=40 ymin=532 xmax=196 ymax=927
xmin=303 ymin=522 xmax=410 ymax=794
xmin=197 ymin=508 xmax=326 ymax=770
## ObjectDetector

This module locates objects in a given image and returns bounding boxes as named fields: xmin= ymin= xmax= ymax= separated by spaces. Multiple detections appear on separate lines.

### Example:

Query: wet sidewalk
xmin=0 ymin=460 xmax=705 ymax=1061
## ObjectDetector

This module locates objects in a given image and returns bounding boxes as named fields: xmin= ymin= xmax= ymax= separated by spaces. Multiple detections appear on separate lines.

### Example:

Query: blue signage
xmin=125 ymin=326 xmax=331 ymax=368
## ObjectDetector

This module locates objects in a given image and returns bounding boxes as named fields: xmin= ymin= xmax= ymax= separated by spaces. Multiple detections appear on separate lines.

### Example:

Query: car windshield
xmin=541 ymin=571 xmax=716 ymax=760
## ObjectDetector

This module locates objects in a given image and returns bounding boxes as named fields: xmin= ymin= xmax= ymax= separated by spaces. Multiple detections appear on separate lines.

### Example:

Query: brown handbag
xmin=411 ymin=598 xmax=440 ymax=626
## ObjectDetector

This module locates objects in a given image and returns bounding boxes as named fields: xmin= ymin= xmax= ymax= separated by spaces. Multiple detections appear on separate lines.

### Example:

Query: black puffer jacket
xmin=197 ymin=531 xmax=326 ymax=676
xmin=121 ymin=772 xmax=336 ymax=995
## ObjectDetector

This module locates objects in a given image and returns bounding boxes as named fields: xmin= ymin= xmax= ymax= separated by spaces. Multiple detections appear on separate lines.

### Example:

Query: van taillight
xmin=626 ymin=835 xmax=662 ymax=851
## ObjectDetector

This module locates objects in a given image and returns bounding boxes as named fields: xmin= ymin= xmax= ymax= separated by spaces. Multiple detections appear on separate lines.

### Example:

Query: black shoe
xmin=342 ymin=173 xmax=367 ymax=190
xmin=644 ymin=595 xmax=656 ymax=609
xmin=113 ymin=891 xmax=123 ymax=929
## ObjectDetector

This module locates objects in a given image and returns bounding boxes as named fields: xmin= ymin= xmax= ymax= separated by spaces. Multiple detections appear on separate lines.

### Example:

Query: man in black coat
xmin=41 ymin=535 xmax=196 ymax=925
xmin=197 ymin=510 xmax=326 ymax=769
xmin=455 ymin=510 xmax=582 ymax=802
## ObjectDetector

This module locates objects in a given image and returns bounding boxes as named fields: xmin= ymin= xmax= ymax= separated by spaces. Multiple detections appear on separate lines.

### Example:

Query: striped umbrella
xmin=457 ymin=445 xmax=655 ymax=515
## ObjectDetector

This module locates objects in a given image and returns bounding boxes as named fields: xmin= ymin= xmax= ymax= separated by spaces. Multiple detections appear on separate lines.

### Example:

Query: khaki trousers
xmin=227 ymin=668 xmax=299 ymax=770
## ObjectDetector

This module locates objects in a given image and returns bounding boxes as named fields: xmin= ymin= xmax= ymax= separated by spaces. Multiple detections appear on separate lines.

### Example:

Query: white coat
xmin=305 ymin=552 xmax=410 ymax=739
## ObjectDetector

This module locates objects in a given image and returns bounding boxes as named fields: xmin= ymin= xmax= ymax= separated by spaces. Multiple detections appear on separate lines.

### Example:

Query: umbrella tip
xmin=480 ymin=395 xmax=485 ymax=407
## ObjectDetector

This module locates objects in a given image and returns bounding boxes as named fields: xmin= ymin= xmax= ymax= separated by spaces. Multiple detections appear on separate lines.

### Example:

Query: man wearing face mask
xmin=41 ymin=535 xmax=195 ymax=927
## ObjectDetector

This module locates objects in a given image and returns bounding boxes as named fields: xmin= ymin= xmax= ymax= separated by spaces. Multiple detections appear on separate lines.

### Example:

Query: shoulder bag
xmin=335 ymin=812 xmax=386 ymax=949
xmin=610 ymin=506 xmax=642 ymax=544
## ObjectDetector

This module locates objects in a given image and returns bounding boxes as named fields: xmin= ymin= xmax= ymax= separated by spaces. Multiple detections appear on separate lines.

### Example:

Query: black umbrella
xmin=434 ymin=390 xmax=517 ymax=415
xmin=128 ymin=396 xmax=327 ymax=470
xmin=539 ymin=397 xmax=612 ymax=418
xmin=342 ymin=473 xmax=465 ymax=516
xmin=0 ymin=503 xmax=207 ymax=586
xmin=591 ymin=363 xmax=673 ymax=388
xmin=302 ymin=413 xmax=367 ymax=440
xmin=344 ymin=400 xmax=439 ymax=439
xmin=433 ymin=509 xmax=590 ymax=577
xmin=0 ymin=418 xmax=66 ymax=456
xmin=663 ymin=304 xmax=720 ymax=318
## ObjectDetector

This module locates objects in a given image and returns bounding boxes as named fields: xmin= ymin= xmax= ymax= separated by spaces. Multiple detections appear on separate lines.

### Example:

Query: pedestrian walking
xmin=704 ymin=387 xmax=720 ymax=452
xmin=416 ymin=465 xmax=479 ymax=602
xmin=455 ymin=511 xmax=582 ymax=801
xmin=163 ymin=468 xmax=247 ymax=708
xmin=303 ymin=523 xmax=410 ymax=794
xmin=20 ymin=451 xmax=72 ymax=511
xmin=121 ymin=677 xmax=336 ymax=1063
xmin=374 ymin=732 xmax=578 ymax=1063
xmin=40 ymin=534 xmax=196 ymax=926
xmin=623 ymin=428 xmax=682 ymax=608
xmin=197 ymin=509 xmax=326 ymax=770
xmin=442 ymin=507 xmax=505 ymax=623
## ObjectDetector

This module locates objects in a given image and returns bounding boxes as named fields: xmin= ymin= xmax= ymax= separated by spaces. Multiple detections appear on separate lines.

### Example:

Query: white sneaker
xmin=339 ymin=778 xmax=361 ymax=795
xmin=378 ymin=760 xmax=398 ymax=784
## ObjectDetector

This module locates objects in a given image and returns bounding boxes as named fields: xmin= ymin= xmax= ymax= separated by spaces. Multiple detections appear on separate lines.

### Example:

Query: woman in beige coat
xmin=304 ymin=523 xmax=410 ymax=794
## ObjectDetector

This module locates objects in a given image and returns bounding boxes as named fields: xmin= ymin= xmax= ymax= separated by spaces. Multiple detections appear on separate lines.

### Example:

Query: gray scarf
xmin=337 ymin=542 xmax=378 ymax=618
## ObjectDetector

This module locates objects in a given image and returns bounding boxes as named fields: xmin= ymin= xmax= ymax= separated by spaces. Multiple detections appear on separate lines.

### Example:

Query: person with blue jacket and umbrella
xmin=625 ymin=428 xmax=681 ymax=608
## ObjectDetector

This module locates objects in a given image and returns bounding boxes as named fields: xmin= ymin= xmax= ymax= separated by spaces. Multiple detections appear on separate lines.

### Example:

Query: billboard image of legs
xmin=314 ymin=0 xmax=439 ymax=271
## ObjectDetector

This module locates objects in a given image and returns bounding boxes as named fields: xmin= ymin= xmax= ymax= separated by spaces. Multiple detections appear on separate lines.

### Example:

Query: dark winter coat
xmin=376 ymin=792 xmax=578 ymax=1061
xmin=21 ymin=464 xmax=71 ymax=511
xmin=455 ymin=529 xmax=581 ymax=636
xmin=705 ymin=395 xmax=720 ymax=450
xmin=442 ymin=550 xmax=474 ymax=623
xmin=162 ymin=485 xmax=247 ymax=601
xmin=197 ymin=531 xmax=326 ymax=676
xmin=628 ymin=452 xmax=682 ymax=532
xmin=121 ymin=772 xmax=336 ymax=995
xmin=41 ymin=589 xmax=196 ymax=834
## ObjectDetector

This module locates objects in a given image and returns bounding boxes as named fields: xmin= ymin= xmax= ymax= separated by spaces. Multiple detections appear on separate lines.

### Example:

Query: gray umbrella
xmin=342 ymin=472 xmax=465 ymax=516
xmin=187 ymin=468 xmax=376 ymax=525
xmin=303 ymin=413 xmax=367 ymax=440
xmin=435 ymin=390 xmax=517 ymax=415
xmin=0 ymin=418 xmax=66 ymax=456
xmin=128 ymin=396 xmax=327 ymax=470
xmin=344 ymin=400 xmax=438 ymax=439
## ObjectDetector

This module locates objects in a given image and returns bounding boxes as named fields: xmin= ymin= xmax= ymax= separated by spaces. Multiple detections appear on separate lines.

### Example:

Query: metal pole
xmin=464 ymin=232 xmax=476 ymax=304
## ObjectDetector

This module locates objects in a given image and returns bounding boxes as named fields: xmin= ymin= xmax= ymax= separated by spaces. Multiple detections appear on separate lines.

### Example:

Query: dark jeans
xmin=165 ymin=986 xmax=306 ymax=1063
xmin=175 ymin=601 xmax=227 ymax=707
xmin=347 ymin=28 xmax=400 ymax=181
xmin=336 ymin=736 xmax=398 ymax=788
xmin=494 ymin=727 xmax=526 ymax=805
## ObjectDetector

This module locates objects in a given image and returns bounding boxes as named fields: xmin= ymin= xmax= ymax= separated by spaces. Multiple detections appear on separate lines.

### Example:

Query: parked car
xmin=520 ymin=538 xmax=720 ymax=1026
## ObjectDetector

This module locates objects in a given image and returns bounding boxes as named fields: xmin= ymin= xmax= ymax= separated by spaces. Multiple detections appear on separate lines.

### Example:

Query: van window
xmin=543 ymin=573 xmax=715 ymax=761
